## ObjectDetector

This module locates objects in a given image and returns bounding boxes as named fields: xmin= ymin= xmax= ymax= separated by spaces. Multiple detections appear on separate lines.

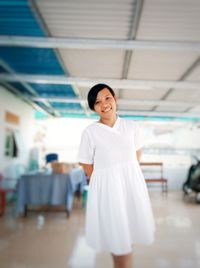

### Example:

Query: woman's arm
xmin=136 ymin=149 xmax=142 ymax=162
xmin=79 ymin=163 xmax=93 ymax=178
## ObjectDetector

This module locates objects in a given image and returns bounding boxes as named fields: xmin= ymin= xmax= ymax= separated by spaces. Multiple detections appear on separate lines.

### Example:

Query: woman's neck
xmin=99 ymin=114 xmax=117 ymax=127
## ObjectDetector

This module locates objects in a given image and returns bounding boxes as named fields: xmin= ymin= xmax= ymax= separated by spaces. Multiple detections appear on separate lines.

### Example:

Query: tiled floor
xmin=0 ymin=191 xmax=200 ymax=268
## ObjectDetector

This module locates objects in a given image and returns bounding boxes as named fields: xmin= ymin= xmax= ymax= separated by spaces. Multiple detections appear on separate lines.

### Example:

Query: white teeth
xmin=103 ymin=108 xmax=111 ymax=112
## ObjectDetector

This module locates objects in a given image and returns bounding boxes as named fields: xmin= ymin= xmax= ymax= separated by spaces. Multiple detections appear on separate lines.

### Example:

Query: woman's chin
xmin=101 ymin=111 xmax=115 ymax=119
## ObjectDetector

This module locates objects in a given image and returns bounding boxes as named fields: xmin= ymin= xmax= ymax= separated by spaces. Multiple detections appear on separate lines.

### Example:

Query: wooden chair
xmin=140 ymin=162 xmax=168 ymax=193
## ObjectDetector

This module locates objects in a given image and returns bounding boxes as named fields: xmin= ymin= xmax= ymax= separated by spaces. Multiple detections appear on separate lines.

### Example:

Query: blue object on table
xmin=16 ymin=168 xmax=87 ymax=217
xmin=45 ymin=153 xmax=58 ymax=163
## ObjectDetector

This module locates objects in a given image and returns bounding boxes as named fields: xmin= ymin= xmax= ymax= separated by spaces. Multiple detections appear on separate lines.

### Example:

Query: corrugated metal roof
xmin=10 ymin=82 xmax=35 ymax=96
xmin=0 ymin=47 xmax=64 ymax=74
xmin=0 ymin=65 xmax=7 ymax=73
xmin=128 ymin=50 xmax=199 ymax=81
xmin=136 ymin=0 xmax=200 ymax=41
xmin=30 ymin=84 xmax=77 ymax=97
xmin=0 ymin=0 xmax=200 ymax=121
xmin=59 ymin=49 xmax=125 ymax=78
xmin=35 ymin=0 xmax=135 ymax=39
xmin=50 ymin=102 xmax=82 ymax=110
xmin=0 ymin=0 xmax=80 ymax=117
xmin=185 ymin=65 xmax=200 ymax=81
xmin=121 ymin=88 xmax=168 ymax=101
xmin=0 ymin=0 xmax=44 ymax=36
xmin=165 ymin=89 xmax=200 ymax=103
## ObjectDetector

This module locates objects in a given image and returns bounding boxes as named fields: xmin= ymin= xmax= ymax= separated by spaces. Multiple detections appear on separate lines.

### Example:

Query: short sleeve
xmin=133 ymin=122 xmax=145 ymax=150
xmin=77 ymin=129 xmax=95 ymax=164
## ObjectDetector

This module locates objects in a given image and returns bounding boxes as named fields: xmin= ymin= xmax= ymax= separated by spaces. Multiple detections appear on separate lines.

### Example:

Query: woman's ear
xmin=114 ymin=95 xmax=118 ymax=103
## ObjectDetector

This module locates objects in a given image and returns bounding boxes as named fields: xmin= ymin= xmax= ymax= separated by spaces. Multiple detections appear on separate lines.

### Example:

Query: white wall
xmin=141 ymin=154 xmax=191 ymax=191
xmin=142 ymin=121 xmax=200 ymax=190
xmin=32 ymin=115 xmax=200 ymax=190
xmin=1 ymin=87 xmax=199 ymax=191
xmin=35 ymin=117 xmax=200 ymax=190
xmin=0 ymin=86 xmax=35 ymax=180
xmin=34 ymin=117 xmax=94 ymax=165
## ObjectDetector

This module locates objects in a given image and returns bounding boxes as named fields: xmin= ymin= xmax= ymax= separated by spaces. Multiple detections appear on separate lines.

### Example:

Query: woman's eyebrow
xmin=96 ymin=94 xmax=111 ymax=101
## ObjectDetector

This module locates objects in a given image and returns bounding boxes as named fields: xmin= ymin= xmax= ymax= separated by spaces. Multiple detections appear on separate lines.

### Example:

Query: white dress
xmin=77 ymin=116 xmax=155 ymax=255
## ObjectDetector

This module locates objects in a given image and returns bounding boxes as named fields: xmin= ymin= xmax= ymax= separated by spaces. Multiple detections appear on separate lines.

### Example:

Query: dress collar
xmin=95 ymin=116 xmax=120 ymax=131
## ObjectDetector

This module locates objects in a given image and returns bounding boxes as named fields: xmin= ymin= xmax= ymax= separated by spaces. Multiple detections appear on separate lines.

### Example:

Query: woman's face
xmin=93 ymin=88 xmax=117 ymax=120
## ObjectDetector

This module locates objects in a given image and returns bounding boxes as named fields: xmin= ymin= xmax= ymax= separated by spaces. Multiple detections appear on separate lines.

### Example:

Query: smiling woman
xmin=78 ymin=84 xmax=155 ymax=268
xmin=87 ymin=84 xmax=118 ymax=128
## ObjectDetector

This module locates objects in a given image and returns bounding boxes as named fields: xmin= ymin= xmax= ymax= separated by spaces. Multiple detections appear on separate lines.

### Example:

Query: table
xmin=16 ymin=168 xmax=87 ymax=217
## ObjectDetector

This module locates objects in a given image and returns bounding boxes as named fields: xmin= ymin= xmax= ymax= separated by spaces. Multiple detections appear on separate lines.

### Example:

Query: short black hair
xmin=87 ymin=83 xmax=115 ymax=111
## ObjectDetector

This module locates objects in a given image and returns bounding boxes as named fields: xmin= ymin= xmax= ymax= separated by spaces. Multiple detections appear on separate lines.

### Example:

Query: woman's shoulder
xmin=82 ymin=121 xmax=99 ymax=134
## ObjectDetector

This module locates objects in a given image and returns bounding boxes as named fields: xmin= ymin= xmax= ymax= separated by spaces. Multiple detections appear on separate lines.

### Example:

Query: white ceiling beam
xmin=0 ymin=74 xmax=200 ymax=90
xmin=0 ymin=36 xmax=200 ymax=51
xmin=52 ymin=109 xmax=200 ymax=119
xmin=118 ymin=110 xmax=200 ymax=119
xmin=32 ymin=97 xmax=199 ymax=108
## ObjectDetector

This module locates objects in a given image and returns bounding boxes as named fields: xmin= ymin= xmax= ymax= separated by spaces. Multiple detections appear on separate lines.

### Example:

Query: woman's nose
xmin=102 ymin=102 xmax=108 ymax=108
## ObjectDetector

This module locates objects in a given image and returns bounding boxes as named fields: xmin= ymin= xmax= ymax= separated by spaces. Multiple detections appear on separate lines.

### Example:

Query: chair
xmin=140 ymin=162 xmax=168 ymax=193
xmin=0 ymin=174 xmax=16 ymax=216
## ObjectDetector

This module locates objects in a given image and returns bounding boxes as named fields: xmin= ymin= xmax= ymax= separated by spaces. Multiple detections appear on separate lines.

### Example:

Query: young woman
xmin=78 ymin=84 xmax=155 ymax=268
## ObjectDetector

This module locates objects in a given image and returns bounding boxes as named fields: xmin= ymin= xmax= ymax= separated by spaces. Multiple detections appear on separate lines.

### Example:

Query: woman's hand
xmin=136 ymin=149 xmax=142 ymax=162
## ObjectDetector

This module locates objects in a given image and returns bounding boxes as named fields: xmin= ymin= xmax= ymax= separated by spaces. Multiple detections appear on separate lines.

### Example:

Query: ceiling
xmin=0 ymin=0 xmax=200 ymax=122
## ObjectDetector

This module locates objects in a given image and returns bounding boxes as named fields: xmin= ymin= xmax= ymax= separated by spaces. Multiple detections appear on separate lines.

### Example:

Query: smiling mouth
xmin=102 ymin=108 xmax=112 ymax=113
